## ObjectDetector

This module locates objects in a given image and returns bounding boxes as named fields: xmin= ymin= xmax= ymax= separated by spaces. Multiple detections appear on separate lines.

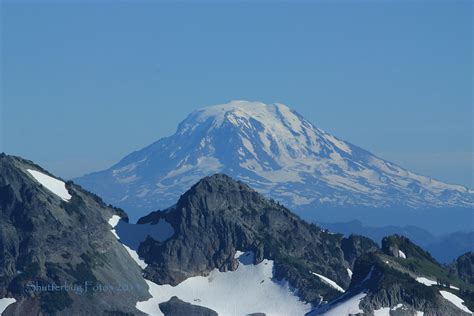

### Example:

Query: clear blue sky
xmin=1 ymin=1 xmax=472 ymax=187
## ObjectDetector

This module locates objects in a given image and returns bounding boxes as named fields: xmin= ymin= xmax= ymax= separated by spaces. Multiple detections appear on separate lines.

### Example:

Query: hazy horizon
xmin=1 ymin=1 xmax=472 ymax=187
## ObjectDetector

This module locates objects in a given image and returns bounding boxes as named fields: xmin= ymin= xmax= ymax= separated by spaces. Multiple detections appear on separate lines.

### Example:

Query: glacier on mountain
xmin=76 ymin=101 xmax=473 ymax=227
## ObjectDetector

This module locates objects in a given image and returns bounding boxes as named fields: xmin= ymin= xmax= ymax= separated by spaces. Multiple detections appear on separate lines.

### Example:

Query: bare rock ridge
xmin=449 ymin=252 xmax=474 ymax=286
xmin=0 ymin=154 xmax=149 ymax=315
xmin=138 ymin=173 xmax=376 ymax=303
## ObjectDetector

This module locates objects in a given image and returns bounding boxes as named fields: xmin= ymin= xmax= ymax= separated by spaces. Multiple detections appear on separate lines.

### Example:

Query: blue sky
xmin=1 ymin=1 xmax=472 ymax=187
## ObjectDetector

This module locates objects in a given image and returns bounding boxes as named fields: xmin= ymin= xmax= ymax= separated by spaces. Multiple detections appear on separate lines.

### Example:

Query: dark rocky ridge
xmin=353 ymin=252 xmax=467 ymax=315
xmin=136 ymin=177 xmax=474 ymax=314
xmin=449 ymin=252 xmax=474 ymax=285
xmin=0 ymin=155 xmax=150 ymax=315
xmin=159 ymin=296 xmax=218 ymax=316
xmin=138 ymin=174 xmax=378 ymax=304
xmin=346 ymin=235 xmax=474 ymax=315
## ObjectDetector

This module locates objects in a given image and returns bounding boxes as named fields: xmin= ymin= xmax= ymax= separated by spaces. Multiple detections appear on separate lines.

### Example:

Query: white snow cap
xmin=26 ymin=169 xmax=72 ymax=201
xmin=100 ymin=99 xmax=472 ymax=222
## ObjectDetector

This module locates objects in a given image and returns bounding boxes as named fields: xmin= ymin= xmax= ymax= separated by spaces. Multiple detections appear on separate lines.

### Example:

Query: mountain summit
xmin=76 ymin=101 xmax=473 ymax=230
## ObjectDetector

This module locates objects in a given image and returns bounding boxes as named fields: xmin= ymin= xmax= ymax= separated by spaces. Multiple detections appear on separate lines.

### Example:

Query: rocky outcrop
xmin=138 ymin=174 xmax=377 ymax=304
xmin=382 ymin=235 xmax=436 ymax=262
xmin=351 ymin=252 xmax=468 ymax=315
xmin=341 ymin=234 xmax=379 ymax=268
xmin=159 ymin=296 xmax=218 ymax=316
xmin=0 ymin=155 xmax=149 ymax=315
xmin=337 ymin=236 xmax=474 ymax=316
xmin=449 ymin=252 xmax=474 ymax=285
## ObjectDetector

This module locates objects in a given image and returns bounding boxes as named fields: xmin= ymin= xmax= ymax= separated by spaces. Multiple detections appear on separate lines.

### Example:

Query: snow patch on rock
xmin=439 ymin=290 xmax=472 ymax=314
xmin=347 ymin=268 xmax=353 ymax=279
xmin=415 ymin=277 xmax=437 ymax=287
xmin=27 ymin=169 xmax=71 ymax=201
xmin=0 ymin=298 xmax=16 ymax=314
xmin=373 ymin=307 xmax=390 ymax=315
xmin=311 ymin=272 xmax=344 ymax=292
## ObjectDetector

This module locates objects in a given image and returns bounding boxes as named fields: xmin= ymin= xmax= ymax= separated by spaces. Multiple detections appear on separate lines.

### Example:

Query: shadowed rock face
xmin=342 ymin=235 xmax=474 ymax=316
xmin=138 ymin=174 xmax=378 ymax=303
xmin=352 ymin=252 xmax=469 ymax=316
xmin=449 ymin=252 xmax=474 ymax=285
xmin=0 ymin=155 xmax=149 ymax=315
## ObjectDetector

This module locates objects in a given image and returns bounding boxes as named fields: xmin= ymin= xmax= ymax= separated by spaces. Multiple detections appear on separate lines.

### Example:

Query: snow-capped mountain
xmin=76 ymin=101 xmax=473 ymax=230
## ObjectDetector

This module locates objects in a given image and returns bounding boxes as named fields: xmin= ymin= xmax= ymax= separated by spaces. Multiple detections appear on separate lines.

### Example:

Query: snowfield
xmin=439 ymin=290 xmax=472 ymax=314
xmin=0 ymin=298 xmax=16 ymax=314
xmin=413 ymin=277 xmax=471 ymax=314
xmin=26 ymin=169 xmax=71 ymax=201
xmin=374 ymin=304 xmax=424 ymax=316
xmin=373 ymin=304 xmax=424 ymax=316
xmin=415 ymin=277 xmax=437 ymax=287
xmin=373 ymin=307 xmax=390 ymax=315
xmin=136 ymin=251 xmax=313 ymax=316
xmin=107 ymin=215 xmax=312 ymax=315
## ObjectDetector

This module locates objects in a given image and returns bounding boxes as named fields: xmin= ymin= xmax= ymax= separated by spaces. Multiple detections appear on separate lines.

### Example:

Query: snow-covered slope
xmin=136 ymin=251 xmax=312 ymax=316
xmin=76 ymin=101 xmax=473 ymax=225
xmin=439 ymin=290 xmax=473 ymax=314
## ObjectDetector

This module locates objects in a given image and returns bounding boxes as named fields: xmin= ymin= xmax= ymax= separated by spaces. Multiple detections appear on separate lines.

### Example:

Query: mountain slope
xmin=3 ymin=155 xmax=471 ymax=315
xmin=318 ymin=235 xmax=474 ymax=315
xmin=75 ymin=101 xmax=473 ymax=232
xmin=122 ymin=174 xmax=472 ymax=315
xmin=136 ymin=174 xmax=377 ymax=305
xmin=0 ymin=154 xmax=150 ymax=315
